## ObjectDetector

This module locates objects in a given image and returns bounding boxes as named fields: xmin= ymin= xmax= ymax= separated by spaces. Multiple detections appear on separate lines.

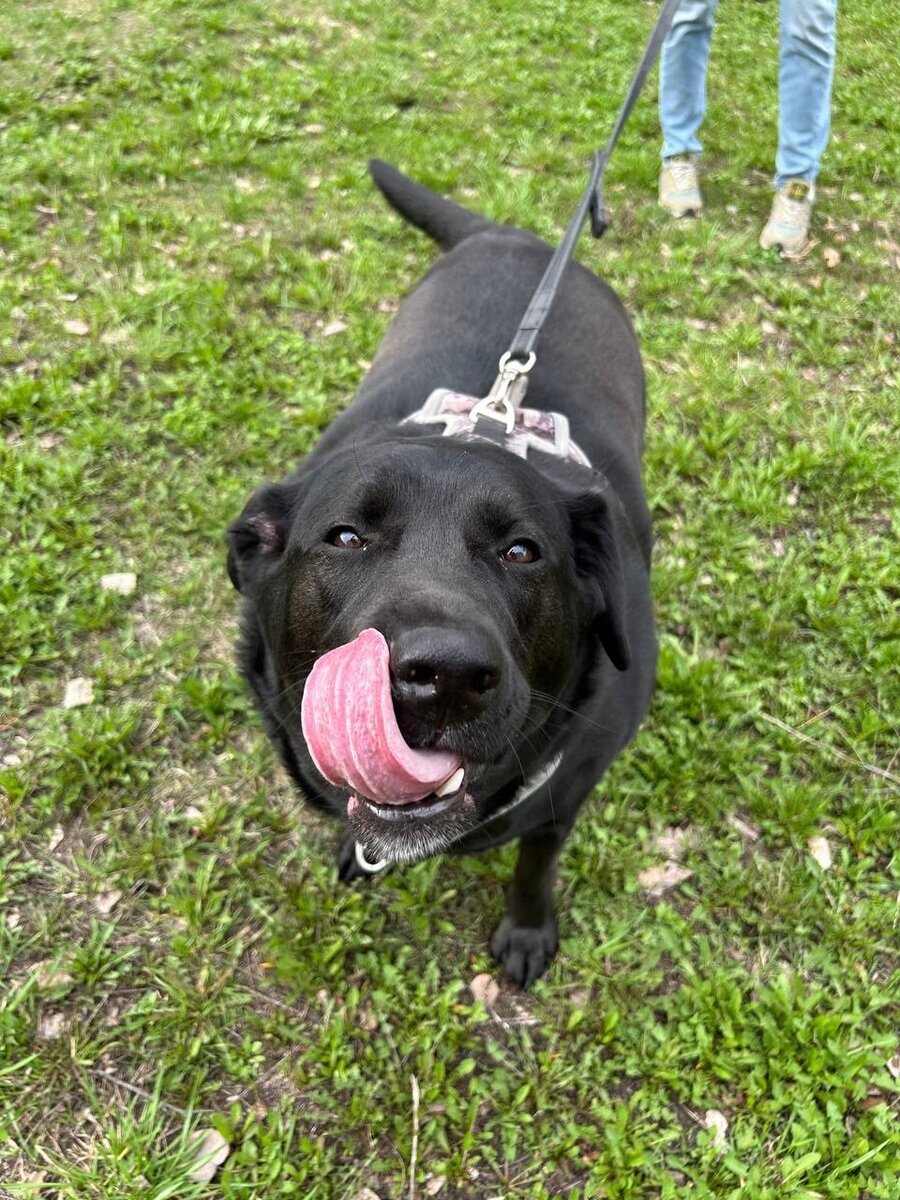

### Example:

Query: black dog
xmin=227 ymin=161 xmax=656 ymax=986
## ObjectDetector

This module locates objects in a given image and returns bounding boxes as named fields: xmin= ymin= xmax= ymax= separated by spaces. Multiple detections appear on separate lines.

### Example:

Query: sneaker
xmin=659 ymin=154 xmax=703 ymax=218
xmin=760 ymin=179 xmax=814 ymax=254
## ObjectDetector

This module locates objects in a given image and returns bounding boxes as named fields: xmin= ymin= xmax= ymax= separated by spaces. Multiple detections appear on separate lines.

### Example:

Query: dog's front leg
xmin=490 ymin=833 xmax=562 ymax=988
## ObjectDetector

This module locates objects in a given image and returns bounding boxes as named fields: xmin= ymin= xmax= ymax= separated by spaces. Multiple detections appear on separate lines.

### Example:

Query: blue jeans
xmin=659 ymin=0 xmax=838 ymax=186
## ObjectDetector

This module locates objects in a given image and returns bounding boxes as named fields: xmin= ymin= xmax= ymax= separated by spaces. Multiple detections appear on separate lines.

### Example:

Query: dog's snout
xmin=390 ymin=626 xmax=502 ymax=737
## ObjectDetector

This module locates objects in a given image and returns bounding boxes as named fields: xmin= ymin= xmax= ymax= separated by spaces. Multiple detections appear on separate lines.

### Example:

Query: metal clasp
xmin=469 ymin=351 xmax=536 ymax=434
xmin=355 ymin=841 xmax=388 ymax=874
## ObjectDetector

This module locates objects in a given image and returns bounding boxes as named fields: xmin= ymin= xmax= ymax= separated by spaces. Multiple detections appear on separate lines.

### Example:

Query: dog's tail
xmin=368 ymin=159 xmax=494 ymax=250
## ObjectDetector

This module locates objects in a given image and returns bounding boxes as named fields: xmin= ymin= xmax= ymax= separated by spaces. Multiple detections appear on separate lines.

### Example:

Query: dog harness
xmin=403 ymin=379 xmax=592 ymax=468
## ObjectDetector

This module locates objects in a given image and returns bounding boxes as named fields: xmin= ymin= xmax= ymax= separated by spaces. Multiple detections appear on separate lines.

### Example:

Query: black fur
xmin=228 ymin=162 xmax=657 ymax=986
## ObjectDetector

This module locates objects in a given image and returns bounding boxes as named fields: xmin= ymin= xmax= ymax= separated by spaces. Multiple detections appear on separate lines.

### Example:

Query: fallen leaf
xmin=469 ymin=973 xmax=500 ymax=1008
xmin=37 ymin=1011 xmax=68 ymax=1040
xmin=807 ymin=835 xmax=832 ymax=870
xmin=187 ymin=1128 xmax=230 ymax=1183
xmin=772 ymin=538 xmax=786 ymax=558
xmin=424 ymin=1177 xmax=446 ymax=1195
xmin=648 ymin=826 xmax=693 ymax=862
xmin=322 ymin=319 xmax=348 ymax=336
xmin=727 ymin=814 xmax=760 ymax=843
xmin=100 ymin=572 xmax=137 ymax=595
xmin=47 ymin=824 xmax=65 ymax=852
xmin=637 ymin=862 xmax=692 ymax=898
xmin=786 ymin=483 xmax=801 ymax=507
xmin=7 ymin=909 xmax=21 ymax=929
xmin=95 ymin=890 xmax=123 ymax=916
xmin=63 ymin=677 xmax=94 ymax=708
xmin=351 ymin=1190 xmax=382 ymax=1200
xmin=63 ymin=318 xmax=90 ymax=336
xmin=887 ymin=1053 xmax=900 ymax=1080
xmin=704 ymin=1109 xmax=729 ymax=1152
xmin=304 ymin=122 xmax=325 ymax=135
xmin=823 ymin=246 xmax=841 ymax=268
xmin=34 ymin=961 xmax=74 ymax=988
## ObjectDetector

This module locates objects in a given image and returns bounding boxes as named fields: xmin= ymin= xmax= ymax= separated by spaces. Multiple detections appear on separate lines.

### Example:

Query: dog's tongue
xmin=300 ymin=628 xmax=462 ymax=805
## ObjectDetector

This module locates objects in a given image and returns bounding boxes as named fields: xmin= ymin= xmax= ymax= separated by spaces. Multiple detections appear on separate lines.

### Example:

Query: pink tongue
xmin=300 ymin=628 xmax=462 ymax=805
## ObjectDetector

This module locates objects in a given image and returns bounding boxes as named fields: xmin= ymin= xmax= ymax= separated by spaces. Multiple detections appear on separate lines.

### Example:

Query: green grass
xmin=1 ymin=0 xmax=898 ymax=1196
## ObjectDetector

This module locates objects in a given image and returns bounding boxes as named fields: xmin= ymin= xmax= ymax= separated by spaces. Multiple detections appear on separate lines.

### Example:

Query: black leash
xmin=471 ymin=0 xmax=684 ymax=430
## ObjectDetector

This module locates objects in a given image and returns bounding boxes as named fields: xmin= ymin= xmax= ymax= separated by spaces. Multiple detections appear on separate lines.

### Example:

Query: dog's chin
xmin=347 ymin=791 xmax=479 ymax=864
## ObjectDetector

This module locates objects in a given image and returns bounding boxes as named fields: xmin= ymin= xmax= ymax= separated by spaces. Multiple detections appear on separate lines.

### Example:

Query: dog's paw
xmin=490 ymin=915 xmax=558 ymax=989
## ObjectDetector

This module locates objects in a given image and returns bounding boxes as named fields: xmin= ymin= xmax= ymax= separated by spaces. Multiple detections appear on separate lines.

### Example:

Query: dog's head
xmin=228 ymin=432 xmax=629 ymax=861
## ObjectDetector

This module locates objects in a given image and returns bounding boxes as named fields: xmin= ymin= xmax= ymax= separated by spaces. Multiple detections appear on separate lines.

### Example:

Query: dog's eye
xmin=328 ymin=527 xmax=367 ymax=550
xmin=502 ymin=540 xmax=539 ymax=564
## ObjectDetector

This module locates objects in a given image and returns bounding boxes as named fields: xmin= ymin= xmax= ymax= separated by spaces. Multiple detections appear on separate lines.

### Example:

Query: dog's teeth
xmin=434 ymin=767 xmax=465 ymax=797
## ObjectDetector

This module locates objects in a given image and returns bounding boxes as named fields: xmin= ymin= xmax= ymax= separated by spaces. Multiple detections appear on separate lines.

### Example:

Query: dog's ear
xmin=226 ymin=482 xmax=293 ymax=592
xmin=564 ymin=477 xmax=630 ymax=671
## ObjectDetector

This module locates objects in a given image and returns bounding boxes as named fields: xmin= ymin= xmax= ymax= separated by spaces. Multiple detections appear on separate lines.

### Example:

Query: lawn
xmin=0 ymin=0 xmax=897 ymax=1196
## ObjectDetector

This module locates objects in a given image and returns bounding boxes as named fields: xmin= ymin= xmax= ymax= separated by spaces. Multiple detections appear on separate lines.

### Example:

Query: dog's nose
xmin=390 ymin=626 xmax=501 ymax=740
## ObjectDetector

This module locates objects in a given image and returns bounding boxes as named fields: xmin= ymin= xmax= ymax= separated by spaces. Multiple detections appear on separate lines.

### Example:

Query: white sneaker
xmin=760 ymin=180 xmax=814 ymax=254
xmin=659 ymin=154 xmax=703 ymax=218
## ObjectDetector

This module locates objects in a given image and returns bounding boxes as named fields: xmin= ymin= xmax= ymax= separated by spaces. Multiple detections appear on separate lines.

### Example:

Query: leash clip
xmin=470 ymin=351 xmax=536 ymax=434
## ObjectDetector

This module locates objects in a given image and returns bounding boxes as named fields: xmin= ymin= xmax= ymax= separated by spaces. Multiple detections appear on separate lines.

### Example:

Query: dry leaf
xmin=648 ymin=827 xmax=693 ymax=862
xmin=187 ymin=1128 xmax=230 ymax=1183
xmin=727 ymin=814 xmax=760 ymax=843
xmin=7 ymin=909 xmax=21 ymax=930
xmin=95 ymin=890 xmax=123 ymax=916
xmin=100 ymin=572 xmax=137 ymax=595
xmin=37 ymin=1012 xmax=68 ymax=1040
xmin=637 ymin=862 xmax=692 ymax=898
xmin=823 ymin=246 xmax=841 ymax=268
xmin=34 ymin=961 xmax=74 ymax=988
xmin=63 ymin=677 xmax=94 ymax=708
xmin=351 ymin=1190 xmax=382 ymax=1200
xmin=47 ymin=824 xmax=65 ymax=852
xmin=469 ymin=973 xmax=500 ymax=1008
xmin=322 ymin=319 xmax=348 ymax=337
xmin=304 ymin=123 xmax=325 ymax=135
xmin=424 ymin=1177 xmax=446 ymax=1195
xmin=63 ymin=318 xmax=90 ymax=336
xmin=807 ymin=835 xmax=832 ymax=870
xmin=703 ymin=1109 xmax=729 ymax=1152
xmin=886 ymin=1053 xmax=900 ymax=1080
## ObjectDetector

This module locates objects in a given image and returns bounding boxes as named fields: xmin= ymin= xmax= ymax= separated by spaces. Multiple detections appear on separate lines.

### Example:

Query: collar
xmin=402 ymin=389 xmax=592 ymax=468
xmin=353 ymin=749 xmax=566 ymax=874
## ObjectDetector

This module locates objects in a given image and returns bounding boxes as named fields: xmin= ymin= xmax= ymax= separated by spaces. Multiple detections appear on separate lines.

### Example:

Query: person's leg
xmin=658 ymin=0 xmax=719 ymax=216
xmin=761 ymin=0 xmax=837 ymax=250
xmin=775 ymin=0 xmax=838 ymax=186
xmin=659 ymin=0 xmax=720 ymax=160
